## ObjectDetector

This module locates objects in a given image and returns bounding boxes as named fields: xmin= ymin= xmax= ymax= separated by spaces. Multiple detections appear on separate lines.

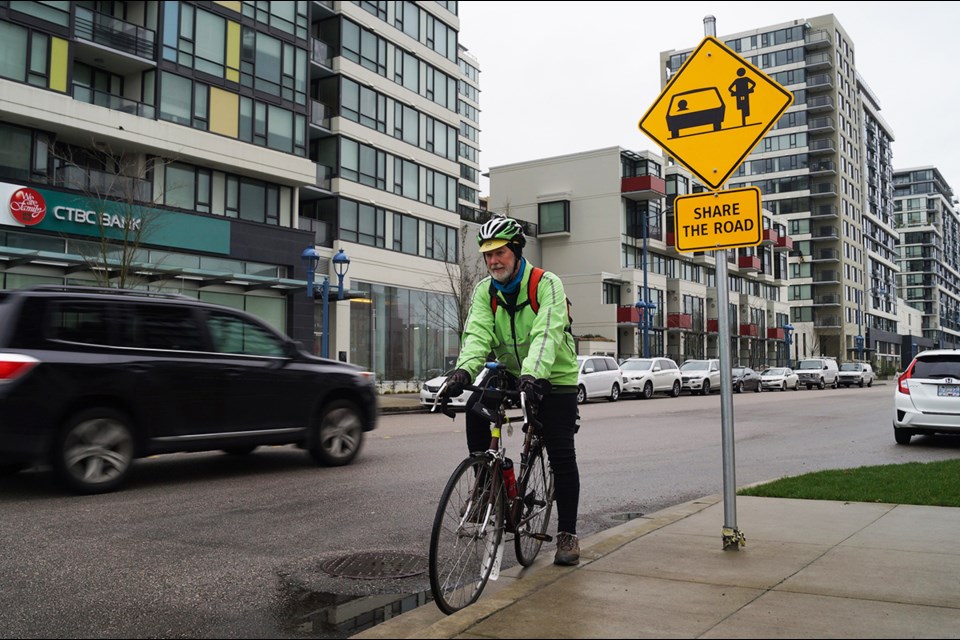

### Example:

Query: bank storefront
xmin=0 ymin=181 xmax=314 ymax=340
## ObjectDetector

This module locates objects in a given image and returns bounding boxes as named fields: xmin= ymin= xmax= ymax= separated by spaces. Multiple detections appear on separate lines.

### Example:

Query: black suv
xmin=0 ymin=285 xmax=378 ymax=494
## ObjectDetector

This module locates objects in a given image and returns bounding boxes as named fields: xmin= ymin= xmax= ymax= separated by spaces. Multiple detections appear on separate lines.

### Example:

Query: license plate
xmin=938 ymin=385 xmax=960 ymax=397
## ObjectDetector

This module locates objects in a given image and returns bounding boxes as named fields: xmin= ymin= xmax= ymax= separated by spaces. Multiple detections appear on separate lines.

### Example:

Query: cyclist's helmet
xmin=477 ymin=216 xmax=526 ymax=253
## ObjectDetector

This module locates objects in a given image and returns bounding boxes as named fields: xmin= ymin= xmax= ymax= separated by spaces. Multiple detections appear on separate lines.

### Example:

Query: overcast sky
xmin=458 ymin=2 xmax=960 ymax=198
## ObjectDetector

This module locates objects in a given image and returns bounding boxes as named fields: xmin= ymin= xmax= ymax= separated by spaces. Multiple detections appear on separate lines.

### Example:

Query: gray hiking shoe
xmin=554 ymin=531 xmax=580 ymax=566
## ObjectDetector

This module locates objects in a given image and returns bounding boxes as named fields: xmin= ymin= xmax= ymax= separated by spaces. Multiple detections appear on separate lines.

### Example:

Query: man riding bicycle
xmin=444 ymin=216 xmax=582 ymax=566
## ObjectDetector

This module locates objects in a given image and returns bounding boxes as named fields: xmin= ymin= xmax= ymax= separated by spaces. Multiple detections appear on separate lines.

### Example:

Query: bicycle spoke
xmin=514 ymin=443 xmax=554 ymax=566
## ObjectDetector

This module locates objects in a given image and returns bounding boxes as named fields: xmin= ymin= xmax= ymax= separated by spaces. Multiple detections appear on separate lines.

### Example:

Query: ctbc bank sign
xmin=6 ymin=187 xmax=141 ymax=232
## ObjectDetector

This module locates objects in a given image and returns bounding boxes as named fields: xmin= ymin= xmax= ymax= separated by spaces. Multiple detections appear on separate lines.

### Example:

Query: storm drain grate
xmin=319 ymin=551 xmax=428 ymax=579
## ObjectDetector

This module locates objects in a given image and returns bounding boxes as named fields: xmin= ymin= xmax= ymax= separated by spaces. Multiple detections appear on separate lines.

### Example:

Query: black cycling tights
xmin=465 ymin=391 xmax=580 ymax=536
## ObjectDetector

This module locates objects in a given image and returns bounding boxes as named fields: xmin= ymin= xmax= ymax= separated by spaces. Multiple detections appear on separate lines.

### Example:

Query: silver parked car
xmin=893 ymin=349 xmax=960 ymax=444
xmin=620 ymin=357 xmax=682 ymax=399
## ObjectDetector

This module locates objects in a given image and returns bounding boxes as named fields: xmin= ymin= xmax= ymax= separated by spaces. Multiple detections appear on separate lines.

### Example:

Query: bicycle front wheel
xmin=514 ymin=444 xmax=554 ymax=566
xmin=429 ymin=456 xmax=506 ymax=614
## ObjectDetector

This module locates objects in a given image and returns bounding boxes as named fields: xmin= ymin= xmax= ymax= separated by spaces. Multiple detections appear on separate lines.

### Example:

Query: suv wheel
xmin=858 ymin=378 xmax=865 ymax=388
xmin=818 ymin=378 xmax=825 ymax=390
xmin=577 ymin=385 xmax=587 ymax=404
xmin=670 ymin=380 xmax=681 ymax=397
xmin=310 ymin=400 xmax=364 ymax=466
xmin=608 ymin=383 xmax=620 ymax=402
xmin=642 ymin=381 xmax=654 ymax=400
xmin=734 ymin=381 xmax=743 ymax=393
xmin=701 ymin=380 xmax=711 ymax=395
xmin=53 ymin=408 xmax=135 ymax=494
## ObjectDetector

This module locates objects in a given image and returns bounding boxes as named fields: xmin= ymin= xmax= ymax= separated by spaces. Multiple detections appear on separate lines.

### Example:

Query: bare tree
xmin=52 ymin=141 xmax=170 ymax=289
xmin=424 ymin=225 xmax=487 ymax=334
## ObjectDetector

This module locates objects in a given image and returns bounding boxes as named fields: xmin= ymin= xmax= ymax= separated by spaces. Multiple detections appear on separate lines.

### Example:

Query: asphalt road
xmin=2 ymin=383 xmax=958 ymax=638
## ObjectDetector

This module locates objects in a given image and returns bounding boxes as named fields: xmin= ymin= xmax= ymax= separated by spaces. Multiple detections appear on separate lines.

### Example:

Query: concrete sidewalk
xmin=353 ymin=494 xmax=960 ymax=639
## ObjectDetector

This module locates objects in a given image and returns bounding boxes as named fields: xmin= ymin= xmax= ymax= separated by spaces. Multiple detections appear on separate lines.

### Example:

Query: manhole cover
xmin=319 ymin=552 xmax=428 ymax=579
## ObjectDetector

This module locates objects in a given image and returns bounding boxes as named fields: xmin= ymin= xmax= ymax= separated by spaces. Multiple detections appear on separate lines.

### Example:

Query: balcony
xmin=810 ymin=204 xmax=838 ymax=218
xmin=810 ymin=248 xmax=840 ymax=262
xmin=74 ymin=6 xmax=156 ymax=61
xmin=707 ymin=318 xmax=719 ymax=333
xmin=806 ymin=95 xmax=834 ymax=113
xmin=805 ymin=52 xmax=833 ymax=71
xmin=762 ymin=228 xmax=779 ymax=245
xmin=807 ymin=74 xmax=834 ymax=92
xmin=621 ymin=175 xmax=667 ymax=201
xmin=775 ymin=235 xmax=793 ymax=251
xmin=665 ymin=231 xmax=677 ymax=249
xmin=808 ymin=139 xmax=836 ymax=155
xmin=667 ymin=313 xmax=693 ymax=330
xmin=738 ymin=255 xmax=761 ymax=271
xmin=814 ymin=316 xmax=842 ymax=328
xmin=54 ymin=166 xmax=150 ymax=202
xmin=73 ymin=84 xmax=155 ymax=119
xmin=814 ymin=294 xmax=841 ymax=306
xmin=808 ymin=116 xmax=835 ymax=133
xmin=617 ymin=305 xmax=641 ymax=324
xmin=767 ymin=327 xmax=785 ymax=340
xmin=813 ymin=270 xmax=840 ymax=284
xmin=805 ymin=30 xmax=831 ymax=49
xmin=809 ymin=160 xmax=836 ymax=175
xmin=739 ymin=323 xmax=759 ymax=337
xmin=309 ymin=38 xmax=336 ymax=80
xmin=810 ymin=183 xmax=838 ymax=198
xmin=811 ymin=226 xmax=838 ymax=240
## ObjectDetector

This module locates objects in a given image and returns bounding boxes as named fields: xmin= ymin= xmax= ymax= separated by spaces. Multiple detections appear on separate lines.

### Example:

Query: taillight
xmin=897 ymin=364 xmax=913 ymax=395
xmin=0 ymin=354 xmax=39 ymax=382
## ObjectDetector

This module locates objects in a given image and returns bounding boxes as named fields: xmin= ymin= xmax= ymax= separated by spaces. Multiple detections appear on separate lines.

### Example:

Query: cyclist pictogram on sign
xmin=639 ymin=36 xmax=793 ymax=191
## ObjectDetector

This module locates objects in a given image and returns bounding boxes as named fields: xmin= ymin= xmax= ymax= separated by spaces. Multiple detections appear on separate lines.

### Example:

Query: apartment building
xmin=660 ymin=14 xmax=891 ymax=363
xmin=894 ymin=166 xmax=960 ymax=362
xmin=487 ymin=146 xmax=794 ymax=367
xmin=0 ymin=1 xmax=471 ymax=384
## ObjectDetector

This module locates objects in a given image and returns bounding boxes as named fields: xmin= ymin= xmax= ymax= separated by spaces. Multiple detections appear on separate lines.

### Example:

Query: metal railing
xmin=74 ymin=7 xmax=155 ymax=59
xmin=73 ymin=85 xmax=155 ymax=119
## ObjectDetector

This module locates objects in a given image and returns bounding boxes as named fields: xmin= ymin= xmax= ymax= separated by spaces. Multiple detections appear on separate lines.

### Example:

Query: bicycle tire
xmin=513 ymin=443 xmax=554 ymax=566
xmin=429 ymin=456 xmax=506 ymax=614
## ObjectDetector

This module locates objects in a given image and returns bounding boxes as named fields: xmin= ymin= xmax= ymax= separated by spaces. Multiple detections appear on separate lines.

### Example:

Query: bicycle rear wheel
xmin=514 ymin=443 xmax=554 ymax=566
xmin=429 ymin=456 xmax=506 ymax=614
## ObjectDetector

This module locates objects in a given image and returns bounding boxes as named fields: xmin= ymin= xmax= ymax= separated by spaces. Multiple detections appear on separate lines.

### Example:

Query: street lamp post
xmin=635 ymin=299 xmax=657 ymax=357
xmin=783 ymin=323 xmax=794 ymax=368
xmin=302 ymin=247 xmax=350 ymax=359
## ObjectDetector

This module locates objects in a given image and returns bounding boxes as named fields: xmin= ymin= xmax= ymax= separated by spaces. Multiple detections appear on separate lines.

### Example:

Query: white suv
xmin=620 ymin=357 xmax=682 ymax=399
xmin=680 ymin=359 xmax=721 ymax=395
xmin=838 ymin=362 xmax=874 ymax=388
xmin=576 ymin=355 xmax=622 ymax=404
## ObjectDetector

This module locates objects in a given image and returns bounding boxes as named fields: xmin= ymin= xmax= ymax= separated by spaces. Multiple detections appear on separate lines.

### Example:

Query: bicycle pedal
xmin=531 ymin=533 xmax=553 ymax=542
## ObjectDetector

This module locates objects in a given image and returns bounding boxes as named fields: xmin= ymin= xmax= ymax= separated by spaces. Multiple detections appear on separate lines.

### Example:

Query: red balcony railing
xmin=738 ymin=255 xmax=761 ymax=271
xmin=666 ymin=231 xmax=675 ymax=247
xmin=767 ymin=327 xmax=785 ymax=339
xmin=775 ymin=235 xmax=794 ymax=251
xmin=707 ymin=318 xmax=719 ymax=333
xmin=762 ymin=228 xmax=779 ymax=245
xmin=617 ymin=305 xmax=641 ymax=323
xmin=667 ymin=313 xmax=693 ymax=329
xmin=621 ymin=175 xmax=667 ymax=200
xmin=739 ymin=323 xmax=759 ymax=337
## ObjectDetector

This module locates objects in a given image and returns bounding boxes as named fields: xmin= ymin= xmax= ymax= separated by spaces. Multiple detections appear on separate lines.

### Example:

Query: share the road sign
xmin=674 ymin=187 xmax=761 ymax=252
xmin=639 ymin=36 xmax=793 ymax=191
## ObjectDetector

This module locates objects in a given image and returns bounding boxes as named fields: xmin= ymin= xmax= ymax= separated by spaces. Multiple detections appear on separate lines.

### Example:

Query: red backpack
xmin=489 ymin=267 xmax=573 ymax=333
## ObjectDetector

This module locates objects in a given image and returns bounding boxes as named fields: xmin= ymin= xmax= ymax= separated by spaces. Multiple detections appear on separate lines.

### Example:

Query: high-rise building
xmin=661 ymin=14 xmax=895 ymax=363
xmin=0 ymin=2 xmax=472 ymax=384
xmin=894 ymin=166 xmax=960 ymax=359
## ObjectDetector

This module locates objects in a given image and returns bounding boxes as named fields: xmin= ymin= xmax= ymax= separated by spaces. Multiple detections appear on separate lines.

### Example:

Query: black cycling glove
xmin=518 ymin=374 xmax=551 ymax=410
xmin=445 ymin=368 xmax=472 ymax=397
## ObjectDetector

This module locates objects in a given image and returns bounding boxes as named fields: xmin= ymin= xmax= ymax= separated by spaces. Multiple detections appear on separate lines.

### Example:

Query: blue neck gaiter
xmin=492 ymin=258 xmax=526 ymax=296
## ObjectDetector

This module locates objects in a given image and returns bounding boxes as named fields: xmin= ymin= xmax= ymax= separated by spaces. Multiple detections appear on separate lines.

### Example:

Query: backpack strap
xmin=527 ymin=267 xmax=545 ymax=314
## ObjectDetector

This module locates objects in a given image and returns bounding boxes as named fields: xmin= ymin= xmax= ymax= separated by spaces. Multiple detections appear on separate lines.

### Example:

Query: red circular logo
xmin=10 ymin=188 xmax=46 ymax=226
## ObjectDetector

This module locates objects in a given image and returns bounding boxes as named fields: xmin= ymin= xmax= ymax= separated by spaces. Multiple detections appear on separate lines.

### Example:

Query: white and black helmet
xmin=477 ymin=216 xmax=526 ymax=253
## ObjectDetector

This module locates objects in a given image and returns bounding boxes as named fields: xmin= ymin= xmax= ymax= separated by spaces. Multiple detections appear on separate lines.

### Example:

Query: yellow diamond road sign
xmin=674 ymin=187 xmax=761 ymax=252
xmin=639 ymin=36 xmax=793 ymax=191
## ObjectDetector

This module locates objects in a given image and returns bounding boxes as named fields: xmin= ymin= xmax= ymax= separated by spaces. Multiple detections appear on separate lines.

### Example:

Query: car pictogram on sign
xmin=667 ymin=87 xmax=726 ymax=138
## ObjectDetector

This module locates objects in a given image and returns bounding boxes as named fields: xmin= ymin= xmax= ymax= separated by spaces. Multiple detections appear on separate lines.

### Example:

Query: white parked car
xmin=680 ymin=358 xmax=721 ymax=395
xmin=760 ymin=367 xmax=800 ymax=391
xmin=893 ymin=349 xmax=960 ymax=444
xmin=420 ymin=369 xmax=469 ymax=408
xmin=577 ymin=355 xmax=623 ymax=404
xmin=838 ymin=362 xmax=874 ymax=388
xmin=620 ymin=357 xmax=682 ymax=399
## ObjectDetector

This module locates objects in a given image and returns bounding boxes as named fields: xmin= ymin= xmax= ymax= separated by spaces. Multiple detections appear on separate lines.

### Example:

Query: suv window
xmin=207 ymin=311 xmax=287 ymax=356
xmin=48 ymin=301 xmax=111 ymax=345
xmin=115 ymin=303 xmax=206 ymax=351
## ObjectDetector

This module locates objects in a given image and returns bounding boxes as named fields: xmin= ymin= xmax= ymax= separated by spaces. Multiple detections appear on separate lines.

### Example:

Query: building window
xmin=539 ymin=201 xmax=570 ymax=233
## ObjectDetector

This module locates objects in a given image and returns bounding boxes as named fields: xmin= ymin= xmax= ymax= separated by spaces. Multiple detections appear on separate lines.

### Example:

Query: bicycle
xmin=427 ymin=362 xmax=555 ymax=614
